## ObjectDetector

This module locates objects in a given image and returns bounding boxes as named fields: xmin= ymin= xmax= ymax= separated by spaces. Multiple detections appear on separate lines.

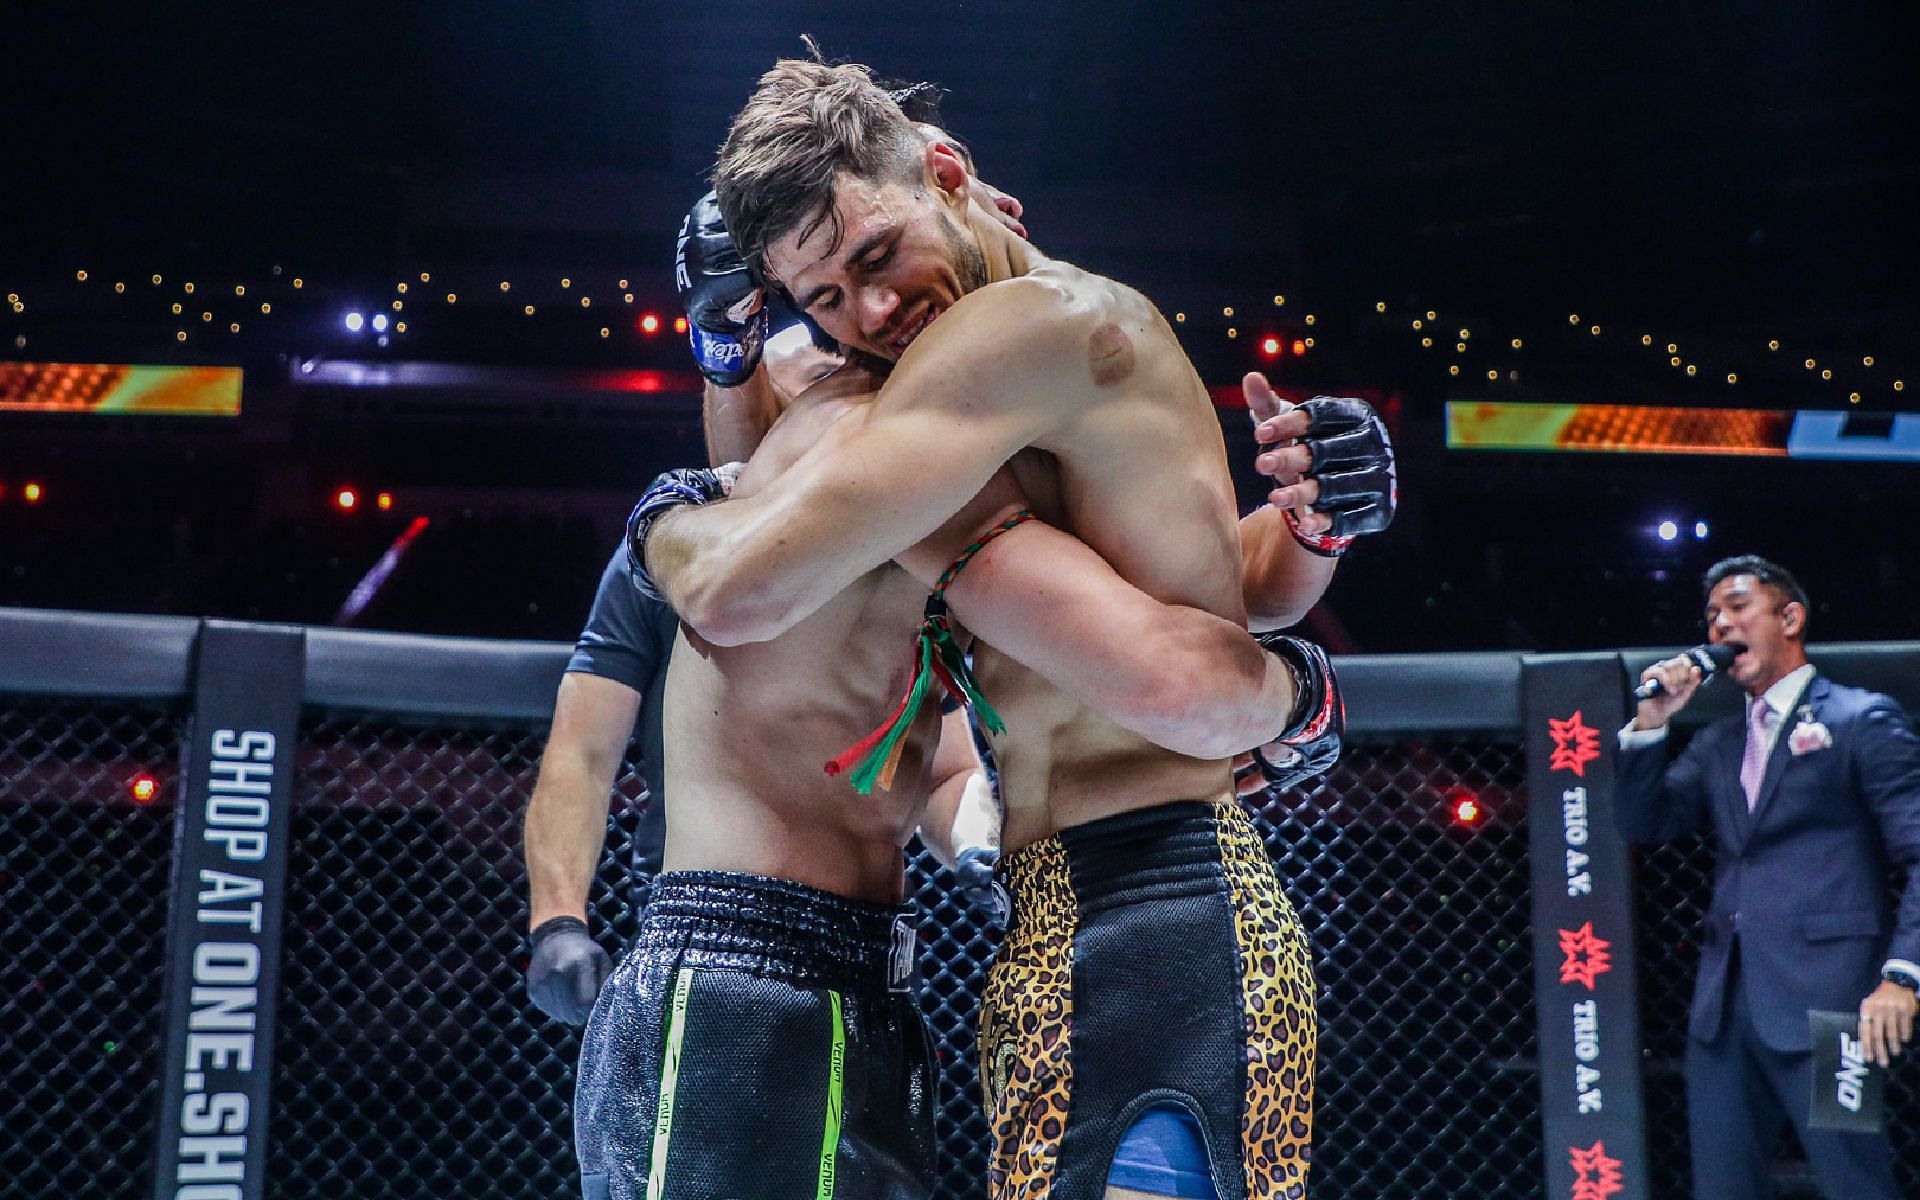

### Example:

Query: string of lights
xmin=1 ymin=267 xmax=1907 ymax=403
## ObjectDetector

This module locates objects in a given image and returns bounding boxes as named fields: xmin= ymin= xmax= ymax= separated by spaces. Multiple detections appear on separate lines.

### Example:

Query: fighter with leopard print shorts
xmin=978 ymin=799 xmax=1316 ymax=1200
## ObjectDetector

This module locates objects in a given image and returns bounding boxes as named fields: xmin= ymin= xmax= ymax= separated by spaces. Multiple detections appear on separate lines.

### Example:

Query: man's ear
xmin=923 ymin=140 xmax=971 ymax=204
xmin=1781 ymin=600 xmax=1807 ymax=639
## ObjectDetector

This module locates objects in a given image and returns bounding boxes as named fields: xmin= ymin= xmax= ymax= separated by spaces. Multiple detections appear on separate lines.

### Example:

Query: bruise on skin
xmin=1087 ymin=321 xmax=1135 ymax=387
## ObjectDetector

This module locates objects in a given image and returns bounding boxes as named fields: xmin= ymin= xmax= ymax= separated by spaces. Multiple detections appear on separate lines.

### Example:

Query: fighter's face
xmin=766 ymin=167 xmax=988 ymax=363
xmin=1704 ymin=574 xmax=1802 ymax=691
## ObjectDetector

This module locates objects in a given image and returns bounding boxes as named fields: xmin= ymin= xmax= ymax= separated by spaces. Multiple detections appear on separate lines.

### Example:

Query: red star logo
xmin=1558 ymin=922 xmax=1613 ymax=989
xmin=1568 ymin=1140 xmax=1624 ymax=1200
xmin=1548 ymin=710 xmax=1601 ymax=776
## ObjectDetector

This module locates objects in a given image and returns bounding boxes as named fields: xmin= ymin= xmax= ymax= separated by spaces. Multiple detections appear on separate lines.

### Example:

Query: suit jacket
xmin=1615 ymin=673 xmax=1920 ymax=1051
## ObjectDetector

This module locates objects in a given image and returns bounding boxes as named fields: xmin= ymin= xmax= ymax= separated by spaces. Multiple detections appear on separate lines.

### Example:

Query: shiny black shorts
xmin=573 ymin=871 xmax=937 ymax=1200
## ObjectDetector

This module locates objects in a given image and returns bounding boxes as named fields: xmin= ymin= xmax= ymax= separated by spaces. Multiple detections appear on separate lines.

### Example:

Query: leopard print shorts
xmin=978 ymin=800 xmax=1315 ymax=1200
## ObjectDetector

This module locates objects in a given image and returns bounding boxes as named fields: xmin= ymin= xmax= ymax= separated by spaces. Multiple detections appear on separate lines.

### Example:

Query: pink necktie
xmin=1740 ymin=696 xmax=1771 ymax=812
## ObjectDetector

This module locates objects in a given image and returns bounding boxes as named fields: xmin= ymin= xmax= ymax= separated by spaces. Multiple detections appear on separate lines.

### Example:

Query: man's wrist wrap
xmin=624 ymin=466 xmax=735 ymax=602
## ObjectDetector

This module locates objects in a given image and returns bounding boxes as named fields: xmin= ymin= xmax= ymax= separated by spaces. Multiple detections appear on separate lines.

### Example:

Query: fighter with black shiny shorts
xmin=573 ymin=872 xmax=934 ymax=1200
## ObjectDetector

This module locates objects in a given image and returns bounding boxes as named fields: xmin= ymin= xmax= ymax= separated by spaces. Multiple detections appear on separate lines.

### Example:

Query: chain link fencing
xmin=1 ymin=700 xmax=185 ymax=1200
xmin=4 ymin=653 xmax=1913 ymax=1200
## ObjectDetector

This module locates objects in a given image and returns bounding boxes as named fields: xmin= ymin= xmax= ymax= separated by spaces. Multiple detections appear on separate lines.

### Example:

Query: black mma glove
xmin=952 ymin=846 xmax=1011 ymax=926
xmin=1285 ymin=397 xmax=1398 ymax=556
xmin=625 ymin=464 xmax=742 ymax=601
xmin=527 ymin=916 xmax=613 ymax=1026
xmin=1248 ymin=634 xmax=1345 ymax=791
xmin=676 ymin=192 xmax=767 ymax=387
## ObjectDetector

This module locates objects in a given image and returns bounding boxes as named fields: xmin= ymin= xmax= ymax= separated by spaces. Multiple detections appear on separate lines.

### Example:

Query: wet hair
xmin=1703 ymin=555 xmax=1810 ymax=635
xmin=713 ymin=48 xmax=931 ymax=281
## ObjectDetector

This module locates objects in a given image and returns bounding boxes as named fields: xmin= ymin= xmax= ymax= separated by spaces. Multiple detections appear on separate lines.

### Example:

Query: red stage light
xmin=1260 ymin=336 xmax=1282 ymax=358
xmin=639 ymin=313 xmax=662 ymax=335
xmin=1447 ymin=787 xmax=1484 ymax=825
xmin=1291 ymin=339 xmax=1307 ymax=356
xmin=335 ymin=488 xmax=359 ymax=511
xmin=376 ymin=491 xmax=393 ymax=511
xmin=23 ymin=482 xmax=43 ymax=503
xmin=131 ymin=774 xmax=159 ymax=804
xmin=673 ymin=316 xmax=688 ymax=334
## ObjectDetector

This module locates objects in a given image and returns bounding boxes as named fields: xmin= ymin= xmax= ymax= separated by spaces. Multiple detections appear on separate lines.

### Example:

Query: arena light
xmin=1448 ymin=788 xmax=1483 ymax=825
xmin=377 ymin=491 xmax=394 ymax=511
xmin=1656 ymin=520 xmax=1679 ymax=541
xmin=131 ymin=774 xmax=159 ymax=804
xmin=1260 ymin=335 xmax=1282 ymax=358
xmin=1693 ymin=520 xmax=1709 ymax=539
xmin=343 ymin=312 xmax=366 ymax=333
xmin=1291 ymin=339 xmax=1307 ymax=356
xmin=335 ymin=487 xmax=359 ymax=511
xmin=23 ymin=482 xmax=43 ymax=504
xmin=371 ymin=313 xmax=390 ymax=333
xmin=639 ymin=312 xmax=662 ymax=335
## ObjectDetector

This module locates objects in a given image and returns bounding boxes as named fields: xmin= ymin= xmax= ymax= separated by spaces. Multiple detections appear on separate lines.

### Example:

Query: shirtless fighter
xmin=634 ymin=59 xmax=1396 ymax=1200
xmin=572 ymin=195 xmax=1349 ymax=1200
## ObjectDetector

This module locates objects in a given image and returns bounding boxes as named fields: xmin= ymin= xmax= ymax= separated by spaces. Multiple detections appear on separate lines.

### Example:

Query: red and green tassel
xmin=824 ymin=510 xmax=1032 ymax=794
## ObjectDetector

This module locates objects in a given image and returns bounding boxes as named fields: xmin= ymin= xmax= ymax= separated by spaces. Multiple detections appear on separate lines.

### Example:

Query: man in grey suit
xmin=1616 ymin=554 xmax=1920 ymax=1199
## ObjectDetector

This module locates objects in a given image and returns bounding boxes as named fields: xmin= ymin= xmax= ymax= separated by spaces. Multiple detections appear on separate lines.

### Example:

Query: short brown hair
xmin=714 ymin=56 xmax=927 ymax=280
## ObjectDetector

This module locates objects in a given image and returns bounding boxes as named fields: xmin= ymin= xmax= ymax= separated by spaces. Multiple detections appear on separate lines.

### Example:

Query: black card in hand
xmin=1809 ymin=1009 xmax=1887 ymax=1132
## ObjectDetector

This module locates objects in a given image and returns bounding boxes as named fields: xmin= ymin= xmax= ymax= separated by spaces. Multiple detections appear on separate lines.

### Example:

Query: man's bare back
xmin=662 ymin=366 xmax=941 ymax=903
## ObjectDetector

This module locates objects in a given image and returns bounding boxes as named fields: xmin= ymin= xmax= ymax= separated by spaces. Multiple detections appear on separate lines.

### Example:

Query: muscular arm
xmin=1239 ymin=505 xmax=1339 ymax=632
xmin=702 ymin=376 xmax=784 ymax=466
xmin=899 ymin=494 xmax=1298 ymax=760
xmin=524 ymin=673 xmax=643 ymax=930
xmin=918 ymin=709 xmax=996 ymax=871
xmin=648 ymin=281 xmax=1084 ymax=645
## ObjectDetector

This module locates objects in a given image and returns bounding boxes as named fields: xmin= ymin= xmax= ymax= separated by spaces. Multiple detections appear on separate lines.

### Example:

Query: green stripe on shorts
xmin=816 ymin=989 xmax=846 ymax=1200
xmin=645 ymin=966 xmax=695 ymax=1200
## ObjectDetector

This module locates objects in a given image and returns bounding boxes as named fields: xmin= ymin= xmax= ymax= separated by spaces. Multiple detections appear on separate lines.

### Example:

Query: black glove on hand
xmin=528 ymin=916 xmax=613 ymax=1026
xmin=953 ymin=846 xmax=1011 ymax=925
xmin=1250 ymin=634 xmax=1345 ymax=791
xmin=624 ymin=464 xmax=741 ymax=601
xmin=1286 ymin=397 xmax=1398 ymax=555
xmin=676 ymin=192 xmax=767 ymax=387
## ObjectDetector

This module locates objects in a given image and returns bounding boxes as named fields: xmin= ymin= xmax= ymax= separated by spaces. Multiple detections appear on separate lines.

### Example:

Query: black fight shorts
xmin=574 ymin=871 xmax=937 ymax=1200
xmin=978 ymin=800 xmax=1317 ymax=1200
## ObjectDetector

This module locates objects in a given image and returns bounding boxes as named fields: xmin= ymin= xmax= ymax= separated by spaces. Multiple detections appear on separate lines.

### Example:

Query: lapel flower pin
xmin=1787 ymin=705 xmax=1831 ymax=756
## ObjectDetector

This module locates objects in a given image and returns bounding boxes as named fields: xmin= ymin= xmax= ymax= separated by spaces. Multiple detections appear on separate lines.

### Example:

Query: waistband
xmin=1002 ymin=800 xmax=1267 ymax=923
xmin=639 ymin=870 xmax=917 ymax=993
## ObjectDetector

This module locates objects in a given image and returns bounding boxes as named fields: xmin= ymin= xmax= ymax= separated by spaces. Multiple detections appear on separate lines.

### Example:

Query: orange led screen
xmin=1446 ymin=401 xmax=1792 ymax=456
xmin=0 ymin=362 xmax=242 ymax=416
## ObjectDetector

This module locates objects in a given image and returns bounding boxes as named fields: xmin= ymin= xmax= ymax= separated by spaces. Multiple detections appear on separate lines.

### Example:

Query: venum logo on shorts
xmin=1547 ymin=710 xmax=1601 ymax=776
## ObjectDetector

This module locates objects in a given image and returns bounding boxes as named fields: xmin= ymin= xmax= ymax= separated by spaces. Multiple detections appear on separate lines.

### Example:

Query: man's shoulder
xmin=944 ymin=265 xmax=1147 ymax=348
xmin=1817 ymin=676 xmax=1910 ymax=724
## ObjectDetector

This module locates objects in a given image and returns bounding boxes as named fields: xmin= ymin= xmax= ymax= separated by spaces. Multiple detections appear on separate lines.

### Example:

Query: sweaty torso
xmin=968 ymin=261 xmax=1247 ymax=851
xmin=661 ymin=367 xmax=941 ymax=904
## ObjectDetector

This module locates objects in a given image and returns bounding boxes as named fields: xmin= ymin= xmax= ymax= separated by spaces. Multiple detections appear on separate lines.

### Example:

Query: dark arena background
xmin=4 ymin=4 xmax=1919 ymax=1199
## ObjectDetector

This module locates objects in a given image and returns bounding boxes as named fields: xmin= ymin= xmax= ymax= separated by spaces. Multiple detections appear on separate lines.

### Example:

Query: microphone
xmin=1634 ymin=643 xmax=1739 ymax=701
